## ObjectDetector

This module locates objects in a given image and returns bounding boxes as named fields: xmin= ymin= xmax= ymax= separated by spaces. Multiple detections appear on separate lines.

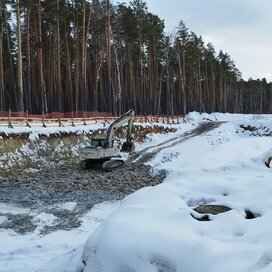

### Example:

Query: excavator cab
xmin=91 ymin=138 xmax=115 ymax=148
xmin=91 ymin=138 xmax=106 ymax=148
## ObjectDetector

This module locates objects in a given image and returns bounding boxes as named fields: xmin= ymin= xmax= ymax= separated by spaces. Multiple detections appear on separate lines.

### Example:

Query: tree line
xmin=0 ymin=0 xmax=271 ymax=115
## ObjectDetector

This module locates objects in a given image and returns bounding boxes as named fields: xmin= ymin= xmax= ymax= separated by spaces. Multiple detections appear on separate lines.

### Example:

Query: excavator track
xmin=83 ymin=159 xmax=106 ymax=170
xmin=102 ymin=159 xmax=124 ymax=171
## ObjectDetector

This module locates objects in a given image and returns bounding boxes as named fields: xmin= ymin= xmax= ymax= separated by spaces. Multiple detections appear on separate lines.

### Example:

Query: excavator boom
xmin=103 ymin=109 xmax=134 ymax=148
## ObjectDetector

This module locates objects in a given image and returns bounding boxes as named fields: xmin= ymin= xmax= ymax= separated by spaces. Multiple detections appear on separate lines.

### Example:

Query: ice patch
xmin=32 ymin=212 xmax=57 ymax=227
xmin=55 ymin=202 xmax=77 ymax=211
xmin=0 ymin=203 xmax=30 ymax=215
xmin=0 ymin=216 xmax=7 ymax=224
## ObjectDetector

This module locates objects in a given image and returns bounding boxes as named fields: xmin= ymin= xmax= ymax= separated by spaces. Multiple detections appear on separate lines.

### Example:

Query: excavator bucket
xmin=121 ymin=141 xmax=135 ymax=153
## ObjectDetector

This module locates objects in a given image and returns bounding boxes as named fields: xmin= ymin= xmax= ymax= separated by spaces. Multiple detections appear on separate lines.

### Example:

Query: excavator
xmin=79 ymin=109 xmax=135 ymax=171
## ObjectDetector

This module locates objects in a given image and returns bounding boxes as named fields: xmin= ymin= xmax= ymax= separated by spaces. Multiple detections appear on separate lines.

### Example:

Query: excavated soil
xmin=0 ymin=162 xmax=166 ymax=195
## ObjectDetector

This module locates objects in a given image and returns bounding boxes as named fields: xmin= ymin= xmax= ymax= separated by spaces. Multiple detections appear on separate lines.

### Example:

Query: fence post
xmin=42 ymin=111 xmax=46 ymax=127
xmin=83 ymin=112 xmax=87 ymax=126
xmin=25 ymin=110 xmax=31 ymax=127
xmin=145 ymin=115 xmax=151 ymax=123
xmin=167 ymin=115 xmax=171 ymax=125
xmin=8 ymin=109 xmax=13 ymax=128
xmin=71 ymin=111 xmax=75 ymax=127
xmin=103 ymin=114 xmax=106 ymax=127
xmin=102 ymin=113 xmax=110 ymax=127
xmin=177 ymin=116 xmax=180 ymax=124
xmin=58 ymin=117 xmax=64 ymax=127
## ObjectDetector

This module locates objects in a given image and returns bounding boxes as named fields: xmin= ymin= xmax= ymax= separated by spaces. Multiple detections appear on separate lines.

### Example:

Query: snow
xmin=185 ymin=111 xmax=272 ymax=123
xmin=1 ymin=113 xmax=272 ymax=272
xmin=0 ymin=121 xmax=104 ymax=136
xmin=0 ymin=203 xmax=30 ymax=215
xmin=0 ymin=201 xmax=120 ymax=272
xmin=54 ymin=202 xmax=78 ymax=211
xmin=73 ymin=130 xmax=272 ymax=271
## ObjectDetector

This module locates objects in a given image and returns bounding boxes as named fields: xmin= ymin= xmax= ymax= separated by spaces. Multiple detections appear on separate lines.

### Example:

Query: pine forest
xmin=0 ymin=0 xmax=271 ymax=116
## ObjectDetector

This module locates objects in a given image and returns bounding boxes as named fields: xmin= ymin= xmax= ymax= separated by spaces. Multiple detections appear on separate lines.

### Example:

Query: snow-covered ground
xmin=0 ymin=201 xmax=120 ymax=272
xmin=1 ymin=113 xmax=272 ymax=272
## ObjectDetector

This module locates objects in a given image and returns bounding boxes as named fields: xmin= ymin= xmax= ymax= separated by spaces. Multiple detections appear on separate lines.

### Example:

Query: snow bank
xmin=0 ymin=122 xmax=105 ymax=136
xmin=0 ymin=122 xmax=107 ymax=174
xmin=185 ymin=111 xmax=272 ymax=123
xmin=75 ymin=120 xmax=272 ymax=272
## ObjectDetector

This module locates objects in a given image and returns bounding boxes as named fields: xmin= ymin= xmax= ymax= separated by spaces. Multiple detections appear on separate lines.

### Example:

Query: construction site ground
xmin=0 ymin=122 xmax=222 ymax=235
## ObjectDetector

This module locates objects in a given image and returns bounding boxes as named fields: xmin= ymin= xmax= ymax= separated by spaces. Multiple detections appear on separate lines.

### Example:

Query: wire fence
xmin=0 ymin=110 xmax=184 ymax=129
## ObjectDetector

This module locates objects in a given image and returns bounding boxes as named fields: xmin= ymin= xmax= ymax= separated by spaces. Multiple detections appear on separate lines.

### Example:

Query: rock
xmin=194 ymin=205 xmax=231 ymax=215
xmin=245 ymin=209 xmax=261 ymax=219
xmin=265 ymin=156 xmax=272 ymax=168
xmin=191 ymin=213 xmax=210 ymax=221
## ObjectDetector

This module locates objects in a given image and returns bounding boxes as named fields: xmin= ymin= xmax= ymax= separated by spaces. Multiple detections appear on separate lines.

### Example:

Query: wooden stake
xmin=8 ymin=109 xmax=13 ymax=128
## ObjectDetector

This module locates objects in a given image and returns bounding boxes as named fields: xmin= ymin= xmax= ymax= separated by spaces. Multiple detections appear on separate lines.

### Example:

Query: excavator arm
xmin=103 ymin=109 xmax=135 ymax=149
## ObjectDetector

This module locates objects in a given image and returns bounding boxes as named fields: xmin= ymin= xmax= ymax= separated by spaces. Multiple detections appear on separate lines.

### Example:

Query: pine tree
xmin=16 ymin=0 xmax=24 ymax=112
xmin=0 ymin=0 xmax=4 ymax=111
xmin=0 ymin=0 xmax=270 ymax=115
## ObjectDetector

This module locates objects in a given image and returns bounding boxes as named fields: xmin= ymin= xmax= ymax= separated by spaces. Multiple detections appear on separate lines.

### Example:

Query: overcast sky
xmin=119 ymin=0 xmax=272 ymax=81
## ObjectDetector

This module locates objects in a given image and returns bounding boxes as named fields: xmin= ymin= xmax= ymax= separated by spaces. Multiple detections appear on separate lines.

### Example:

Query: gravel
xmin=0 ymin=161 xmax=166 ymax=234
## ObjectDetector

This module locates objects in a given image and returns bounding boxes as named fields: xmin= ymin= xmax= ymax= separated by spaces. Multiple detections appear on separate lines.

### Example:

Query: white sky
xmin=119 ymin=0 xmax=272 ymax=82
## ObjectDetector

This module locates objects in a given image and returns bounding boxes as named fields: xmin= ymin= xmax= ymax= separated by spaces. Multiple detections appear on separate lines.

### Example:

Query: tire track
xmin=128 ymin=122 xmax=224 ymax=164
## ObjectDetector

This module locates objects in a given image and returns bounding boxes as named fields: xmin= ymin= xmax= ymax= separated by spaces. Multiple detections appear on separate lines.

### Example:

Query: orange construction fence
xmin=0 ymin=110 xmax=184 ymax=127
xmin=0 ymin=111 xmax=112 ymax=119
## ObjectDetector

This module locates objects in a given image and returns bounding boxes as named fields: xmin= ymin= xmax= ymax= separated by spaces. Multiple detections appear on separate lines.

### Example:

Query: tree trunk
xmin=37 ymin=0 xmax=47 ymax=113
xmin=16 ymin=0 xmax=24 ymax=112
xmin=0 ymin=4 xmax=4 ymax=111
xmin=56 ymin=0 xmax=62 ymax=112
xmin=177 ymin=49 xmax=187 ymax=115
xmin=3 ymin=6 xmax=17 ymax=110
xmin=73 ymin=0 xmax=80 ymax=113
xmin=81 ymin=0 xmax=86 ymax=113
xmin=25 ymin=6 xmax=31 ymax=112
xmin=105 ymin=0 xmax=112 ymax=112
xmin=114 ymin=46 xmax=122 ymax=115
xmin=211 ymin=63 xmax=216 ymax=112
xmin=63 ymin=22 xmax=72 ymax=112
